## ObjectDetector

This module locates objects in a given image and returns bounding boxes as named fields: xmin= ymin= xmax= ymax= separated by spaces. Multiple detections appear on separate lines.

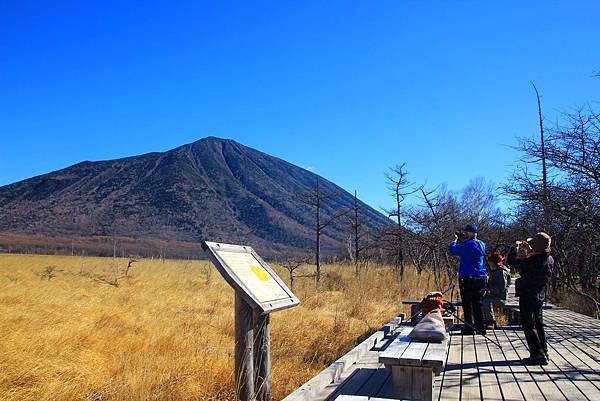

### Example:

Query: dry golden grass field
xmin=0 ymin=254 xmax=442 ymax=401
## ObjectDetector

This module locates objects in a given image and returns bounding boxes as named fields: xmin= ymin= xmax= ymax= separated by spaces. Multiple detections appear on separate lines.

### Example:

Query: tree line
xmin=297 ymin=79 xmax=600 ymax=317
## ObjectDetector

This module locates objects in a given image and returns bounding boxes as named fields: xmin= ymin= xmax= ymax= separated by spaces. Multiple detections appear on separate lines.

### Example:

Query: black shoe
xmin=478 ymin=330 xmax=487 ymax=336
xmin=522 ymin=354 xmax=548 ymax=365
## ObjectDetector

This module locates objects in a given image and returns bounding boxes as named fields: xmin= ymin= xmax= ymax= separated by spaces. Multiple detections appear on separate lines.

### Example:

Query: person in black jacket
xmin=507 ymin=232 xmax=553 ymax=365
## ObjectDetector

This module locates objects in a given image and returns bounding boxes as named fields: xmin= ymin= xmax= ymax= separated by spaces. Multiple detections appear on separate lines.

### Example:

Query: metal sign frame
xmin=202 ymin=241 xmax=300 ymax=314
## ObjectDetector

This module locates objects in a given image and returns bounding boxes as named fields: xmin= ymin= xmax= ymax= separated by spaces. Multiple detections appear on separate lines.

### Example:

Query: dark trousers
xmin=459 ymin=277 xmax=487 ymax=333
xmin=519 ymin=295 xmax=547 ymax=357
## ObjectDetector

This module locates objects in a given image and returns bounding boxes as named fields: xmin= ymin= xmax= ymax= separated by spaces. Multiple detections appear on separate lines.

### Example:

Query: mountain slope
xmin=0 ymin=137 xmax=389 ymax=257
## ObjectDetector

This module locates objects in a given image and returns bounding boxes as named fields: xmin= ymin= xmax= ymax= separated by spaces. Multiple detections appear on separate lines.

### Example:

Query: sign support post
xmin=253 ymin=310 xmax=271 ymax=401
xmin=202 ymin=241 xmax=300 ymax=401
xmin=235 ymin=293 xmax=255 ymax=401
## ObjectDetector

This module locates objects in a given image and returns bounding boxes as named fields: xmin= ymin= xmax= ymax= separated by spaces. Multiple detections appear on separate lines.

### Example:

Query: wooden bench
xmin=378 ymin=327 xmax=449 ymax=401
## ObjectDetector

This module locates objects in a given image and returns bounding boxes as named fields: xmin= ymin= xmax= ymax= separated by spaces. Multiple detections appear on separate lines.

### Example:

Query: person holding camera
xmin=507 ymin=232 xmax=553 ymax=365
xmin=449 ymin=224 xmax=488 ymax=335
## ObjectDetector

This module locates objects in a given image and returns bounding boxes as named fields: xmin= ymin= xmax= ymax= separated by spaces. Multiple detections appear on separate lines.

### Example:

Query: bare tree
xmin=383 ymin=163 xmax=418 ymax=277
xmin=124 ymin=257 xmax=137 ymax=277
xmin=297 ymin=177 xmax=348 ymax=283
xmin=404 ymin=185 xmax=459 ymax=286
xmin=401 ymin=177 xmax=508 ymax=290
xmin=459 ymin=177 xmax=504 ymax=232
xmin=346 ymin=190 xmax=371 ymax=274
xmin=41 ymin=265 xmax=58 ymax=281
xmin=532 ymin=82 xmax=550 ymax=230
xmin=159 ymin=242 xmax=167 ymax=262
xmin=505 ymin=98 xmax=600 ymax=317
xmin=281 ymin=254 xmax=312 ymax=290
xmin=92 ymin=256 xmax=138 ymax=287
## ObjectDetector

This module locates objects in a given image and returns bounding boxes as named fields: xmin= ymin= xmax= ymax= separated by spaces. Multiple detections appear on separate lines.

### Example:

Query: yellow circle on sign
xmin=250 ymin=264 xmax=269 ymax=281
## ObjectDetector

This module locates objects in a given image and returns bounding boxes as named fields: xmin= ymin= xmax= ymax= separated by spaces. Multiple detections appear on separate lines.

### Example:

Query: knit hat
xmin=487 ymin=252 xmax=504 ymax=266
xmin=527 ymin=232 xmax=551 ymax=254
xmin=464 ymin=224 xmax=478 ymax=233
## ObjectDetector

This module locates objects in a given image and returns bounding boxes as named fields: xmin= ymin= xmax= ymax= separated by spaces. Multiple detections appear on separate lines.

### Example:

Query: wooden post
xmin=235 ymin=294 xmax=254 ymax=401
xmin=253 ymin=310 xmax=271 ymax=401
xmin=202 ymin=241 xmax=300 ymax=401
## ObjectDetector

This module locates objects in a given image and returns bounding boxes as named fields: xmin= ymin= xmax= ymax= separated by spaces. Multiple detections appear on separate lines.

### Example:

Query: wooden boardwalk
xmin=284 ymin=295 xmax=600 ymax=401
xmin=436 ymin=309 xmax=600 ymax=401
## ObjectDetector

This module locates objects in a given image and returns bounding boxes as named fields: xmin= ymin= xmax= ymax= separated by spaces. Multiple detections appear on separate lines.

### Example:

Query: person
xmin=507 ymin=232 xmax=553 ymax=365
xmin=482 ymin=252 xmax=511 ymax=330
xmin=449 ymin=224 xmax=488 ymax=335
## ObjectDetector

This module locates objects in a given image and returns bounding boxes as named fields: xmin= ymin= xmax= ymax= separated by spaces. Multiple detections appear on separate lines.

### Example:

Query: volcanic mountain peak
xmin=0 ymin=136 xmax=389 ymax=257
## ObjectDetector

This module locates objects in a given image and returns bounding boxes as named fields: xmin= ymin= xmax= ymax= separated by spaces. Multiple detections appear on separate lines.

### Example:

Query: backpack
xmin=408 ymin=310 xmax=447 ymax=342
xmin=420 ymin=291 xmax=445 ymax=316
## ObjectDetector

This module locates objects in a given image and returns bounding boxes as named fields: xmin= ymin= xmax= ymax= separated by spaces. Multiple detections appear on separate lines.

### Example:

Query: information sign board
xmin=202 ymin=241 xmax=300 ymax=313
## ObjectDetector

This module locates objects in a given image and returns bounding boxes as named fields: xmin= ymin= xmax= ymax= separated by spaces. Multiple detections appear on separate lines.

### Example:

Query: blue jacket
xmin=449 ymin=238 xmax=488 ymax=278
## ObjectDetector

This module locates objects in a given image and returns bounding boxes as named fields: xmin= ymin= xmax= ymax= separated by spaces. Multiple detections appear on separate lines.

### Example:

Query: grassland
xmin=0 ymin=254 xmax=442 ymax=401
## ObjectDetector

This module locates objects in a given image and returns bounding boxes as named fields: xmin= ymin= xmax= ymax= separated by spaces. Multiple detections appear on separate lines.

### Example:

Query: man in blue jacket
xmin=449 ymin=224 xmax=488 ymax=335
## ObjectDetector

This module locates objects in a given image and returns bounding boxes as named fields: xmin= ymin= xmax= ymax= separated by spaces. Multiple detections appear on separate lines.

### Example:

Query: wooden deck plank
xmin=355 ymin=368 xmax=390 ymax=397
xmin=378 ymin=329 xmax=413 ymax=367
xmin=438 ymin=330 xmax=463 ymax=401
xmin=505 ymin=324 xmax=568 ymax=401
xmin=316 ymin=350 xmax=385 ymax=401
xmin=521 ymin=332 xmax=600 ymax=400
xmin=545 ymin=313 xmax=600 ymax=338
xmin=422 ymin=340 xmax=449 ymax=373
xmin=397 ymin=341 xmax=428 ymax=366
xmin=542 ymin=314 xmax=600 ymax=398
xmin=494 ymin=327 xmax=546 ymax=401
xmin=543 ymin=314 xmax=600 ymax=359
xmin=459 ymin=333 xmax=482 ymax=401
xmin=554 ymin=309 xmax=600 ymax=325
xmin=549 ymin=334 xmax=600 ymax=375
xmin=542 ymin=334 xmax=599 ymax=400
xmin=373 ymin=372 xmax=396 ymax=399
xmin=324 ymin=369 xmax=379 ymax=401
xmin=486 ymin=329 xmax=524 ymax=401
xmin=474 ymin=333 xmax=504 ymax=401
xmin=545 ymin=307 xmax=600 ymax=323
xmin=544 ymin=312 xmax=600 ymax=329
xmin=502 ymin=291 xmax=600 ymax=401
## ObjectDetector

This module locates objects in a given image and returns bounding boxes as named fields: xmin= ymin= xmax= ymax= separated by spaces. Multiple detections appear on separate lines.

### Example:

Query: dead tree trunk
xmin=384 ymin=163 xmax=417 ymax=278
xmin=297 ymin=177 xmax=347 ymax=284
xmin=532 ymin=82 xmax=550 ymax=230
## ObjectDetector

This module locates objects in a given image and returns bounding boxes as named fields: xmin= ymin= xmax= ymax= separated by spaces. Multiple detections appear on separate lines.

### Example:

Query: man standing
xmin=449 ymin=224 xmax=488 ymax=335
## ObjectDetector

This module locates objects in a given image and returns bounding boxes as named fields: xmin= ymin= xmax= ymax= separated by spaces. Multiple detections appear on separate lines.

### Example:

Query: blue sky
xmin=1 ymin=1 xmax=599 ymax=211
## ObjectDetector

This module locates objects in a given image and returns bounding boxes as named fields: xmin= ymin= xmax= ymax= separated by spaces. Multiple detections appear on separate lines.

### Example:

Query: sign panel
xmin=202 ymin=241 xmax=300 ymax=313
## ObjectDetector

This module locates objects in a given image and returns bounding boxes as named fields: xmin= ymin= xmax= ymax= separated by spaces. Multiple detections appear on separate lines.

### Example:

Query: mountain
xmin=0 ymin=137 xmax=389 ymax=258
